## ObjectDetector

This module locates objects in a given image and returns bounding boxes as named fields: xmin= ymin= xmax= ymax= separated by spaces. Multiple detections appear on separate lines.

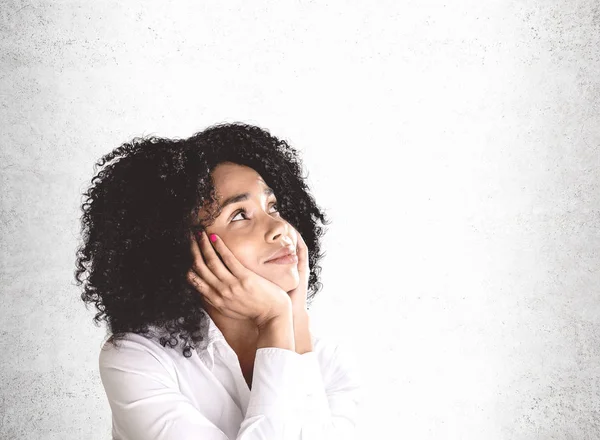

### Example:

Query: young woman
xmin=75 ymin=122 xmax=361 ymax=439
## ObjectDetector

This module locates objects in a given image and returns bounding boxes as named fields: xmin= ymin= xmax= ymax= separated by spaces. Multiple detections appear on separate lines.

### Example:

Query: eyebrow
xmin=219 ymin=187 xmax=274 ymax=209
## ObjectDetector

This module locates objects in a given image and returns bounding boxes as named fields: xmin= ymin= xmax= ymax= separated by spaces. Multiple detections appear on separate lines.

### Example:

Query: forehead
xmin=211 ymin=162 xmax=268 ymax=196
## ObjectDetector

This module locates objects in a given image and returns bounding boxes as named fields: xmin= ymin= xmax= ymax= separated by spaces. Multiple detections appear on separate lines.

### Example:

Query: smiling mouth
xmin=265 ymin=246 xmax=296 ymax=263
xmin=265 ymin=253 xmax=298 ymax=264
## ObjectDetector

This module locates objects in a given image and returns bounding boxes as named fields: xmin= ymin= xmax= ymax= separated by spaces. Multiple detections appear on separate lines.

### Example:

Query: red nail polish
xmin=209 ymin=234 xmax=217 ymax=243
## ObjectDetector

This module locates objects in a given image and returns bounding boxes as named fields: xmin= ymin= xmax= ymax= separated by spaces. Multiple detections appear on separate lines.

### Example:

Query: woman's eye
xmin=231 ymin=203 xmax=279 ymax=222
xmin=231 ymin=208 xmax=247 ymax=222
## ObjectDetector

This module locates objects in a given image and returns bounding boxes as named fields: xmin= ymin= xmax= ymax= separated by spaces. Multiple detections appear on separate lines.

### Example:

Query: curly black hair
xmin=74 ymin=122 xmax=331 ymax=358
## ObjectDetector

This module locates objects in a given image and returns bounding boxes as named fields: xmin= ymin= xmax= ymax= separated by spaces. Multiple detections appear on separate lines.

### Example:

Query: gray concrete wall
xmin=1 ymin=1 xmax=599 ymax=438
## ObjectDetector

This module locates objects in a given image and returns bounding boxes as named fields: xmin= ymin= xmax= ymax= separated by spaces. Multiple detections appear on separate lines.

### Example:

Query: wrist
xmin=292 ymin=304 xmax=308 ymax=316
xmin=293 ymin=310 xmax=313 ymax=354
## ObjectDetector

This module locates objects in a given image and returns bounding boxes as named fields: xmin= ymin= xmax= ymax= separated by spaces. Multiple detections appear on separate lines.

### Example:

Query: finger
xmin=186 ymin=269 xmax=218 ymax=304
xmin=207 ymin=233 xmax=250 ymax=279
xmin=189 ymin=231 xmax=224 ymax=290
xmin=189 ymin=231 xmax=204 ymax=262
xmin=187 ymin=269 xmax=249 ymax=320
xmin=199 ymin=231 xmax=239 ymax=283
xmin=295 ymin=229 xmax=307 ymax=251
xmin=295 ymin=230 xmax=309 ymax=267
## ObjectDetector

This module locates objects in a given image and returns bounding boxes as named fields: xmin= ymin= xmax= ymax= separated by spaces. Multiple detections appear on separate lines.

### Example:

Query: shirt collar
xmin=199 ymin=309 xmax=320 ymax=369
xmin=197 ymin=308 xmax=229 ymax=370
xmin=202 ymin=308 xmax=226 ymax=348
xmin=144 ymin=309 xmax=226 ymax=369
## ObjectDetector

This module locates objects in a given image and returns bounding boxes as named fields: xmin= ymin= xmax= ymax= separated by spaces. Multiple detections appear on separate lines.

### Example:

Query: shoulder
xmin=98 ymin=331 xmax=179 ymax=382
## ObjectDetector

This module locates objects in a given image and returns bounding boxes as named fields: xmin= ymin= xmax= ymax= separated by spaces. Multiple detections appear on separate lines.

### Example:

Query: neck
xmin=204 ymin=304 xmax=259 ymax=357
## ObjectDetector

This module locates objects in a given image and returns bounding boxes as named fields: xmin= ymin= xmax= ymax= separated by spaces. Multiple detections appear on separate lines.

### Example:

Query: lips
xmin=265 ymin=246 xmax=296 ymax=263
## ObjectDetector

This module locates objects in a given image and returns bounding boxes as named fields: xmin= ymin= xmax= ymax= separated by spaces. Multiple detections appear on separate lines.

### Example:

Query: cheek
xmin=228 ymin=241 xmax=260 ymax=269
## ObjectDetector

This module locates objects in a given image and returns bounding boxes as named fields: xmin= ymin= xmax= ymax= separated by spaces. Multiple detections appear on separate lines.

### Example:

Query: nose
xmin=266 ymin=216 xmax=289 ymax=242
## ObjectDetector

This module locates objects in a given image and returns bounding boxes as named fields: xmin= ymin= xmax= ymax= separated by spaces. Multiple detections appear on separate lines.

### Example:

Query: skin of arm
xmin=287 ymin=228 xmax=314 ymax=354
xmin=256 ymin=302 xmax=296 ymax=351
xmin=292 ymin=308 xmax=313 ymax=354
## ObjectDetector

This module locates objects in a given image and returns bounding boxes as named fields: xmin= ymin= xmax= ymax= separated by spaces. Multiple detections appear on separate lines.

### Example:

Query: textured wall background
xmin=1 ymin=0 xmax=599 ymax=439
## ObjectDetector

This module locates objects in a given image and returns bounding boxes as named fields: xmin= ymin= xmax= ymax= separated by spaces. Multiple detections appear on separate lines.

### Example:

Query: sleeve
xmin=293 ymin=334 xmax=363 ymax=440
xmin=98 ymin=336 xmax=314 ymax=440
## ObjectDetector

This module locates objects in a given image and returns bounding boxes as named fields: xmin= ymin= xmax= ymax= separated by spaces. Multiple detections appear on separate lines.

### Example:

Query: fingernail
xmin=209 ymin=234 xmax=217 ymax=243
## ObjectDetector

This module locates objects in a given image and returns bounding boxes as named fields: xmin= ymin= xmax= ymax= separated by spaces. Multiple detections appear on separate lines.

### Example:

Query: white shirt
xmin=98 ymin=309 xmax=362 ymax=440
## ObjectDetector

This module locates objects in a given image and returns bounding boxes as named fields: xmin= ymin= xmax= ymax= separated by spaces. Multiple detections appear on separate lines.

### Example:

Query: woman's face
xmin=197 ymin=161 xmax=300 ymax=293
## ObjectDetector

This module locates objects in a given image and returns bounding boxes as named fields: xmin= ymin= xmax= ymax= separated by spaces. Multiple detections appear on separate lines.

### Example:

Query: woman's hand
xmin=286 ymin=226 xmax=313 ymax=354
xmin=287 ymin=227 xmax=310 ymax=313
xmin=186 ymin=230 xmax=292 ymax=328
